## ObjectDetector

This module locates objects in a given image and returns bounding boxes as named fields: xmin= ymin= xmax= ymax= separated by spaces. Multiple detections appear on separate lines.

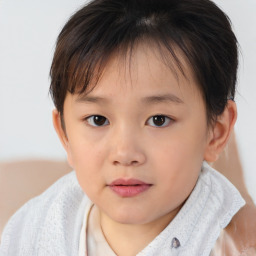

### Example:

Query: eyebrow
xmin=76 ymin=93 xmax=184 ymax=105
xmin=142 ymin=94 xmax=184 ymax=105
xmin=76 ymin=95 xmax=109 ymax=104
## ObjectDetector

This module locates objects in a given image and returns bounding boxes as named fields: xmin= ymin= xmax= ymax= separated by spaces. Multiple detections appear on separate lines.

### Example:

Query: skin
xmin=53 ymin=43 xmax=237 ymax=256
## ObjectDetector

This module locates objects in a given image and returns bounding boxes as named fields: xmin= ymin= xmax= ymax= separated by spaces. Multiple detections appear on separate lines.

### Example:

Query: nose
xmin=109 ymin=127 xmax=146 ymax=167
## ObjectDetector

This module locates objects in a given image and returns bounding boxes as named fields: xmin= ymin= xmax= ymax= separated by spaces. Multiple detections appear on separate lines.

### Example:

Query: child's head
xmin=51 ymin=0 xmax=237 ymax=226
xmin=50 ymin=0 xmax=238 ymax=125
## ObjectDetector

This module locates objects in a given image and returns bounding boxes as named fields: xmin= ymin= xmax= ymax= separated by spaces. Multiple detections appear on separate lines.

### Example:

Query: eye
xmin=85 ymin=115 xmax=109 ymax=127
xmin=146 ymin=115 xmax=172 ymax=127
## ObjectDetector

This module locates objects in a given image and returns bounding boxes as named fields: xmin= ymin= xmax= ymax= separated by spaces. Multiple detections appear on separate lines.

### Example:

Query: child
xmin=0 ymin=0 xmax=246 ymax=255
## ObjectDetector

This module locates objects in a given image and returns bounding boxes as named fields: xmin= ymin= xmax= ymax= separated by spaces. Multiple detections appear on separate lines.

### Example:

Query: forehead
xmin=75 ymin=42 xmax=202 ymax=103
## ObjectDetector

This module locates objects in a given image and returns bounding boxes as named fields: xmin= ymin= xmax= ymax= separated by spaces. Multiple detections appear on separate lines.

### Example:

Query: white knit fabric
xmin=0 ymin=162 xmax=245 ymax=256
xmin=0 ymin=171 xmax=87 ymax=256
xmin=136 ymin=162 xmax=245 ymax=255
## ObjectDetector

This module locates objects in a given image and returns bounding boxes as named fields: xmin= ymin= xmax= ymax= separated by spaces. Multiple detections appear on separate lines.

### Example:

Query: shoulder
xmin=0 ymin=171 xmax=89 ymax=256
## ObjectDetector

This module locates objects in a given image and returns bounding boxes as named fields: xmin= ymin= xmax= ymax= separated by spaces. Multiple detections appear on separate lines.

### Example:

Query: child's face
xmin=59 ymin=43 xmax=213 ymax=226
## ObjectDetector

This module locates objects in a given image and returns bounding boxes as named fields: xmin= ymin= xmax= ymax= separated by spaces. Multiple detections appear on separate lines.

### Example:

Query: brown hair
xmin=50 ymin=0 xmax=238 ymax=123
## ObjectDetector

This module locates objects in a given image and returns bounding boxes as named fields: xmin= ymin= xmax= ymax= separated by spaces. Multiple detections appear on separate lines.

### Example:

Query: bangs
xmin=67 ymin=38 xmax=189 ymax=95
xmin=50 ymin=0 xmax=238 ymax=125
xmin=53 ymin=11 xmax=191 ymax=98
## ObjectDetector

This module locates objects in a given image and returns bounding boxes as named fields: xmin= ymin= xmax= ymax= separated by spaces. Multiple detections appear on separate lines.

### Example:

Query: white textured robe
xmin=0 ymin=162 xmax=245 ymax=256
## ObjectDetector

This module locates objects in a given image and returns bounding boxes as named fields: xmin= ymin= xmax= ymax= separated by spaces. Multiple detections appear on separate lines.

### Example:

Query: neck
xmin=100 ymin=209 xmax=180 ymax=256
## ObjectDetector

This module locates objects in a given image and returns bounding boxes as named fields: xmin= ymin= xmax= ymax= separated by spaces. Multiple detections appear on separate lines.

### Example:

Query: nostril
xmin=113 ymin=160 xmax=139 ymax=166
xmin=113 ymin=161 xmax=119 ymax=166
xmin=110 ymin=149 xmax=146 ymax=166
xmin=131 ymin=160 xmax=139 ymax=166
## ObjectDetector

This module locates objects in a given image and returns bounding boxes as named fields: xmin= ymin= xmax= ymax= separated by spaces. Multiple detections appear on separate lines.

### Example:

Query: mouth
xmin=108 ymin=179 xmax=152 ymax=197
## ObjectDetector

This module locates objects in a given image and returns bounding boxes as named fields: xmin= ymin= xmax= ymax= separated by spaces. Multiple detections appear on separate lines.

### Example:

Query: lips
xmin=109 ymin=179 xmax=152 ymax=197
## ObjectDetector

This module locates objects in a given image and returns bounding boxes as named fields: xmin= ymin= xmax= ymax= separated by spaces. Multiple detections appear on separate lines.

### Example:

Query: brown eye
xmin=147 ymin=115 xmax=171 ymax=127
xmin=86 ymin=115 xmax=109 ymax=127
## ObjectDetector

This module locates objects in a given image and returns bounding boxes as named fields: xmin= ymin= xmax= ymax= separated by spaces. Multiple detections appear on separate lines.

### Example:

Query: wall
xmin=0 ymin=0 xmax=255 ymax=201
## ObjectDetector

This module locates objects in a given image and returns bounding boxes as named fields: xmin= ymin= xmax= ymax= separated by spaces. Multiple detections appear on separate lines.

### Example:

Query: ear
xmin=52 ymin=109 xmax=74 ymax=168
xmin=204 ymin=100 xmax=237 ymax=163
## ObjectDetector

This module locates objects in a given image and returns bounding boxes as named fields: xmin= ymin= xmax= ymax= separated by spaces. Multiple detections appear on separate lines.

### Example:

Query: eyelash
xmin=146 ymin=115 xmax=173 ymax=127
xmin=84 ymin=115 xmax=174 ymax=128
xmin=85 ymin=115 xmax=109 ymax=127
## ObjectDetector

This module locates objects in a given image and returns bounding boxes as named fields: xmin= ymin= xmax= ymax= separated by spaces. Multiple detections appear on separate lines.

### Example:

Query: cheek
xmin=150 ymin=132 xmax=205 ymax=193
xmin=152 ymin=132 xmax=206 ymax=167
xmin=75 ymin=160 xmax=103 ymax=203
xmin=67 ymin=139 xmax=105 ymax=190
xmin=153 ymin=145 xmax=201 ymax=184
xmin=69 ymin=133 xmax=105 ymax=164
xmin=153 ymin=148 xmax=201 ymax=210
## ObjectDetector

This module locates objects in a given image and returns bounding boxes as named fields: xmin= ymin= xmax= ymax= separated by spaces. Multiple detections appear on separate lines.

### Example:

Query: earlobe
xmin=204 ymin=100 xmax=237 ymax=163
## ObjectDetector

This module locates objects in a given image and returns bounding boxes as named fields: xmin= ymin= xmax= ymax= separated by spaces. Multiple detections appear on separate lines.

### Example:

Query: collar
xmin=137 ymin=162 xmax=245 ymax=256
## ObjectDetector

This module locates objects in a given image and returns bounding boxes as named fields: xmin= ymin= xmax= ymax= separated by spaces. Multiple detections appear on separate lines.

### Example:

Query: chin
xmin=108 ymin=209 xmax=151 ymax=225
